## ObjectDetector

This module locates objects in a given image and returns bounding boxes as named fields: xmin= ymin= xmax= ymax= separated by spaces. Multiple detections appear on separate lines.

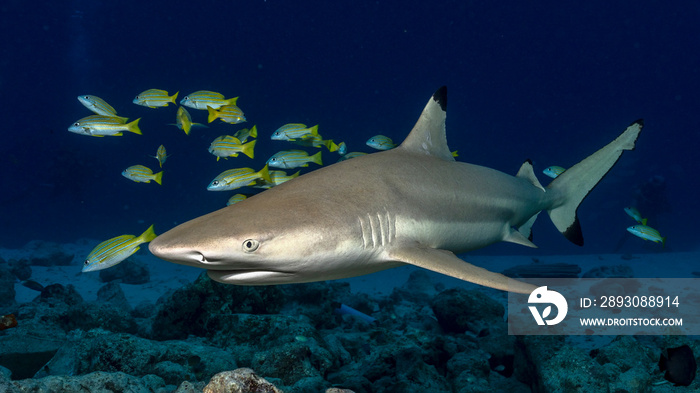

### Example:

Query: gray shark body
xmin=149 ymin=87 xmax=642 ymax=294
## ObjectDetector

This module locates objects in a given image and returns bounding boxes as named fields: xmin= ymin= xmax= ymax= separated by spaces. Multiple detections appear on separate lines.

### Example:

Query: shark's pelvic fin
xmin=510 ymin=160 xmax=544 ymax=242
xmin=389 ymin=244 xmax=537 ymax=294
xmin=398 ymin=86 xmax=455 ymax=162
xmin=547 ymin=120 xmax=644 ymax=246
xmin=517 ymin=212 xmax=540 ymax=242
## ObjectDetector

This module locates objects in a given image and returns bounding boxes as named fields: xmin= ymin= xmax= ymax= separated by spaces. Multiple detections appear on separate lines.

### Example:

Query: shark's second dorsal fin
xmin=398 ymin=86 xmax=455 ymax=161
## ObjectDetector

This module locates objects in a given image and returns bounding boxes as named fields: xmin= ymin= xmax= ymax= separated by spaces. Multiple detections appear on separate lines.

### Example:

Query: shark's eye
xmin=243 ymin=239 xmax=259 ymax=252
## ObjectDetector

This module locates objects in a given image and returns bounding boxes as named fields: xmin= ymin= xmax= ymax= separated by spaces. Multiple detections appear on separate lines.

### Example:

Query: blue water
xmin=0 ymin=0 xmax=697 ymax=256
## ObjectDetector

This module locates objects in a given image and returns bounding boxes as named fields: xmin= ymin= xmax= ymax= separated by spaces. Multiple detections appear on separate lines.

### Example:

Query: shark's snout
xmin=148 ymin=235 xmax=175 ymax=260
xmin=149 ymin=235 xmax=201 ymax=265
xmin=149 ymin=232 xmax=239 ymax=270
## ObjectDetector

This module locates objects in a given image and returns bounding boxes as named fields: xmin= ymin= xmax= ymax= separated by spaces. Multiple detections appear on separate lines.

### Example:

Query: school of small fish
xmin=69 ymin=89 xmax=379 ymax=272
xmin=544 ymin=166 xmax=667 ymax=246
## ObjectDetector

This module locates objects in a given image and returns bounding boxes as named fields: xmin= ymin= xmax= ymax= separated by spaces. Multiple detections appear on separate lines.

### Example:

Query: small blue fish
xmin=624 ymin=207 xmax=647 ymax=225
xmin=366 ymin=135 xmax=396 ymax=150
xmin=627 ymin=224 xmax=666 ymax=247
xmin=83 ymin=225 xmax=157 ymax=272
xmin=543 ymin=166 xmax=566 ymax=179
xmin=337 ymin=142 xmax=347 ymax=155
xmin=133 ymin=89 xmax=178 ymax=108
xmin=267 ymin=150 xmax=323 ymax=169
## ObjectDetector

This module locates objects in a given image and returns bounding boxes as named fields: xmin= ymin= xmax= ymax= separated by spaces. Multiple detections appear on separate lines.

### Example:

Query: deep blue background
xmin=1 ymin=1 xmax=697 ymax=256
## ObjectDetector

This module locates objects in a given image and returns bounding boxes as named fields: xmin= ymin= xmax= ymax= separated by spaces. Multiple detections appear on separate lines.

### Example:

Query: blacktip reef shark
xmin=150 ymin=87 xmax=643 ymax=294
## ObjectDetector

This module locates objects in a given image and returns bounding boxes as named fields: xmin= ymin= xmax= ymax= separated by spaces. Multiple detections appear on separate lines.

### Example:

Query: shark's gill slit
xmin=367 ymin=213 xmax=378 ymax=248
xmin=377 ymin=213 xmax=385 ymax=246
xmin=358 ymin=217 xmax=368 ymax=249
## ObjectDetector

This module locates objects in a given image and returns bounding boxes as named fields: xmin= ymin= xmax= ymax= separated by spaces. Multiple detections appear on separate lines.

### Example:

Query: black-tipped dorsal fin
xmin=398 ymin=86 xmax=454 ymax=161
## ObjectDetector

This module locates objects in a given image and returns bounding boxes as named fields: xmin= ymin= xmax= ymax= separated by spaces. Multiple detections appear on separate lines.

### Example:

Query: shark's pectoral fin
xmin=388 ymin=244 xmax=537 ymax=294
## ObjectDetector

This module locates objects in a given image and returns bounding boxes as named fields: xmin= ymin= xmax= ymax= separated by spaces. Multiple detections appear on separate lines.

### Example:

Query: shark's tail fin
xmin=546 ymin=120 xmax=644 ymax=246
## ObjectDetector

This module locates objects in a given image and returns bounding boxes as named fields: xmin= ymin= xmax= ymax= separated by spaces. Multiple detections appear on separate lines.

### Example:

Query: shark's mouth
xmin=206 ymin=269 xmax=295 ymax=285
xmin=193 ymin=253 xmax=255 ymax=269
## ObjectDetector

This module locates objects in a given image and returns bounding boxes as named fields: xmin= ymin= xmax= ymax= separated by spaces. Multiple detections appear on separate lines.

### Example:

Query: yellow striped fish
xmin=151 ymin=145 xmax=170 ymax=168
xmin=624 ymin=207 xmax=647 ymax=225
xmin=207 ymin=165 xmax=271 ymax=191
xmin=208 ymin=135 xmax=256 ymax=160
xmin=77 ymin=95 xmax=128 ymax=122
xmin=82 ymin=225 xmax=157 ymax=272
xmin=627 ymin=224 xmax=666 ymax=247
xmin=174 ymin=106 xmax=197 ymax=135
xmin=270 ymin=170 xmax=300 ymax=185
xmin=289 ymin=136 xmax=339 ymax=152
xmin=68 ymin=115 xmax=141 ymax=137
xmin=226 ymin=194 xmax=248 ymax=206
xmin=133 ymin=89 xmax=178 ymax=108
xmin=207 ymin=104 xmax=246 ymax=124
xmin=122 ymin=165 xmax=163 ymax=185
xmin=233 ymin=125 xmax=258 ymax=143
xmin=254 ymin=170 xmax=301 ymax=189
xmin=267 ymin=150 xmax=323 ymax=169
xmin=270 ymin=124 xmax=319 ymax=141
xmin=180 ymin=90 xmax=238 ymax=110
